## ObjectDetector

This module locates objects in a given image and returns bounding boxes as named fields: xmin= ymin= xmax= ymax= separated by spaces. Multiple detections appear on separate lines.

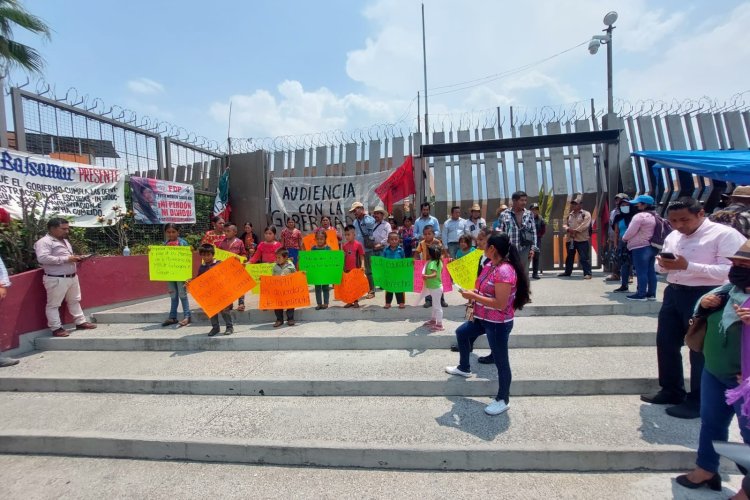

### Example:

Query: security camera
xmin=588 ymin=39 xmax=601 ymax=54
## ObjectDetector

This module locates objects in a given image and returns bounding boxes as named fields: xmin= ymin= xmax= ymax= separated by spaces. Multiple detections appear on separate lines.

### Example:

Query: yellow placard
xmin=148 ymin=246 xmax=193 ymax=281
xmin=245 ymin=263 xmax=275 ymax=294
xmin=213 ymin=245 xmax=247 ymax=264
xmin=446 ymin=249 xmax=483 ymax=290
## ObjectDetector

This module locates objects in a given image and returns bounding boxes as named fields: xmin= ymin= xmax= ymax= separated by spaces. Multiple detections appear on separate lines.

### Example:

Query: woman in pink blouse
xmin=445 ymin=233 xmax=531 ymax=416
xmin=621 ymin=195 xmax=658 ymax=301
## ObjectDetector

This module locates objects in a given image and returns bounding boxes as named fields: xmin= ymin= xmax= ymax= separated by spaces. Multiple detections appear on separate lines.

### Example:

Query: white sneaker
xmin=484 ymin=399 xmax=510 ymax=416
xmin=445 ymin=366 xmax=473 ymax=378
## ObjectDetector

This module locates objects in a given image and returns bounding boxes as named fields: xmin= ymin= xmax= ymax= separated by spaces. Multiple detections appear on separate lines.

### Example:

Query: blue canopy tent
xmin=632 ymin=150 xmax=750 ymax=184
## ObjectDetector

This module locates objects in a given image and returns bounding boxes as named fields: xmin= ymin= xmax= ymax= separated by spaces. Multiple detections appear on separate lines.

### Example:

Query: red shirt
xmin=250 ymin=241 xmax=282 ymax=263
xmin=218 ymin=237 xmax=247 ymax=257
xmin=343 ymin=240 xmax=365 ymax=272
xmin=201 ymin=230 xmax=225 ymax=246
xmin=280 ymin=227 xmax=302 ymax=249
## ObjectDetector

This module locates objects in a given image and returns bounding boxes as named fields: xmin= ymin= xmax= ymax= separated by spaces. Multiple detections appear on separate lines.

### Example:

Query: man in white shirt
xmin=372 ymin=206 xmax=391 ymax=252
xmin=640 ymin=197 xmax=746 ymax=420
xmin=0 ymin=255 xmax=18 ymax=367
xmin=443 ymin=206 xmax=470 ymax=258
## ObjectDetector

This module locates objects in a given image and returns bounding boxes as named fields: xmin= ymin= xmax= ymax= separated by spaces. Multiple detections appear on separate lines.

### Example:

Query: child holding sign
xmin=161 ymin=223 xmax=192 ymax=327
xmin=312 ymin=229 xmax=332 ymax=310
xmin=273 ymin=248 xmax=298 ymax=327
xmin=342 ymin=224 xmax=365 ymax=308
xmin=415 ymin=225 xmax=449 ymax=309
xmin=218 ymin=223 xmax=248 ymax=312
xmin=419 ymin=245 xmax=445 ymax=331
xmin=250 ymin=226 xmax=283 ymax=264
xmin=196 ymin=244 xmax=234 ymax=336
xmin=382 ymin=231 xmax=406 ymax=309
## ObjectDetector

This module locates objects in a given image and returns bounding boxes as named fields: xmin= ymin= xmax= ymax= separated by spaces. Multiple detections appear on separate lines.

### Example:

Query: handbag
xmin=685 ymin=316 xmax=708 ymax=352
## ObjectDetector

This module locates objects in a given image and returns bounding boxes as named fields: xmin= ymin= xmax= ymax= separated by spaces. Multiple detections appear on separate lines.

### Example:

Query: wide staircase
xmin=0 ymin=274 xmax=742 ymax=485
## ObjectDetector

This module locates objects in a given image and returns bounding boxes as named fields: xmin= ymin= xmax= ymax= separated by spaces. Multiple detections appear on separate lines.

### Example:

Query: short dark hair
xmin=276 ymin=248 xmax=289 ymax=258
xmin=264 ymin=225 xmax=277 ymax=234
xmin=668 ymin=196 xmax=703 ymax=215
xmin=388 ymin=231 xmax=399 ymax=239
xmin=458 ymin=234 xmax=472 ymax=246
xmin=344 ymin=224 xmax=356 ymax=232
xmin=403 ymin=216 xmax=413 ymax=223
xmin=47 ymin=217 xmax=69 ymax=229
xmin=163 ymin=223 xmax=180 ymax=232
xmin=420 ymin=202 xmax=431 ymax=210
xmin=198 ymin=243 xmax=215 ymax=254
xmin=511 ymin=191 xmax=528 ymax=201
xmin=451 ymin=206 xmax=460 ymax=213
xmin=210 ymin=215 xmax=224 ymax=224
xmin=423 ymin=224 xmax=434 ymax=234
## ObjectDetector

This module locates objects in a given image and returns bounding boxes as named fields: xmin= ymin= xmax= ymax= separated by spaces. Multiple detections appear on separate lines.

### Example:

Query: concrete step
xmin=35 ymin=315 xmax=659 ymax=351
xmin=0 ymin=347 xmax=680 ymax=397
xmin=0 ymin=393 xmax=739 ymax=472
xmin=3 ymin=454 xmax=744 ymax=499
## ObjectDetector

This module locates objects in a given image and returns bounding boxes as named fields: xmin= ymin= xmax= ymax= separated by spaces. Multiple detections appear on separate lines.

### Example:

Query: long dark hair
xmin=486 ymin=234 xmax=531 ymax=310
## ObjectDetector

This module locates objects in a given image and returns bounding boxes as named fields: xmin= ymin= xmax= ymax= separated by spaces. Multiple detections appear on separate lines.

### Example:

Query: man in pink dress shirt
xmin=640 ymin=197 xmax=746 ymax=420
xmin=34 ymin=218 xmax=97 ymax=337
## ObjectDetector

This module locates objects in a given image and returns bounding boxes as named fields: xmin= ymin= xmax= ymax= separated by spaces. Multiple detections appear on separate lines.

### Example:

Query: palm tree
xmin=0 ymin=0 xmax=49 ymax=74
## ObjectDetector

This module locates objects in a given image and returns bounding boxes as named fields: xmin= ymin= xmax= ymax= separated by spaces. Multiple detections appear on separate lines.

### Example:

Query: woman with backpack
xmin=621 ymin=195 xmax=660 ymax=301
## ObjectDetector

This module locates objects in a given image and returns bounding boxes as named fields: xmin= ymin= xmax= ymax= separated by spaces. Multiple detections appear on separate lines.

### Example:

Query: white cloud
xmin=127 ymin=77 xmax=165 ymax=95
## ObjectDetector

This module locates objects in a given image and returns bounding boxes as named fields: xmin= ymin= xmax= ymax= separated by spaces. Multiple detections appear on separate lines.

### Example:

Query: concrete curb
xmin=0 ymin=433 xmax=696 ymax=472
xmin=0 ymin=377 xmax=661 ymax=397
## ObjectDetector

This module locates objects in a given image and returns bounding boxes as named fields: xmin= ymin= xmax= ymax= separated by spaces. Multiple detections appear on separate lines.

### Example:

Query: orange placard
xmin=333 ymin=268 xmax=370 ymax=304
xmin=259 ymin=272 xmax=311 ymax=310
xmin=186 ymin=258 xmax=256 ymax=318
xmin=302 ymin=229 xmax=340 ymax=251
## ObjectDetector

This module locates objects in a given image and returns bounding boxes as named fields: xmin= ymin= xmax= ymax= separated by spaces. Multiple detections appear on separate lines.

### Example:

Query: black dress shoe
xmin=666 ymin=401 xmax=700 ymax=419
xmin=675 ymin=473 xmax=721 ymax=491
xmin=640 ymin=391 xmax=684 ymax=405
xmin=478 ymin=354 xmax=495 ymax=364
xmin=557 ymin=273 xmax=571 ymax=277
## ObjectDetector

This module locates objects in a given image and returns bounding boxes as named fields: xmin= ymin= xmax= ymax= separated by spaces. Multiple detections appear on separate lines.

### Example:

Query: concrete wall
xmin=227 ymin=151 xmax=268 ymax=233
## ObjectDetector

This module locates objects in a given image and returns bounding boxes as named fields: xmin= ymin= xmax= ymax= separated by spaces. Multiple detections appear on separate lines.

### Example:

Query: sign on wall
xmin=270 ymin=170 xmax=391 ymax=232
xmin=0 ymin=148 xmax=125 ymax=226
xmin=130 ymin=177 xmax=195 ymax=224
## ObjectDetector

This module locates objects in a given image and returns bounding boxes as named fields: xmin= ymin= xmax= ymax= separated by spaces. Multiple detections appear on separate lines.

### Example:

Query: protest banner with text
xmin=413 ymin=259 xmax=453 ymax=293
xmin=371 ymin=257 xmax=414 ymax=292
xmin=297 ymin=250 xmax=344 ymax=285
xmin=244 ymin=263 xmax=274 ymax=294
xmin=148 ymin=246 xmax=193 ymax=281
xmin=333 ymin=268 xmax=370 ymax=304
xmin=187 ymin=258 xmax=256 ymax=317
xmin=259 ymin=272 xmax=311 ymax=310
xmin=270 ymin=170 xmax=391 ymax=232
xmin=0 ymin=148 xmax=124 ymax=226
xmin=130 ymin=177 xmax=195 ymax=224
xmin=446 ymin=249 xmax=483 ymax=290
xmin=302 ymin=229 xmax=340 ymax=251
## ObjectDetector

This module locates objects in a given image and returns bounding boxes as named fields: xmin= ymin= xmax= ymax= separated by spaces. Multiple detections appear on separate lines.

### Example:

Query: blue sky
xmin=10 ymin=0 xmax=750 ymax=145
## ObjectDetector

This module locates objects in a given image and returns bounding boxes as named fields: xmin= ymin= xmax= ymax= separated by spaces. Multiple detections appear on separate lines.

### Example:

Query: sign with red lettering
xmin=130 ymin=177 xmax=195 ymax=224
xmin=0 ymin=148 xmax=125 ymax=227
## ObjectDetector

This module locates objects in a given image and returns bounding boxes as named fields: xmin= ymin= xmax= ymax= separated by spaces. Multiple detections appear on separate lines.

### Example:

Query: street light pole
xmin=606 ymin=23 xmax=614 ymax=119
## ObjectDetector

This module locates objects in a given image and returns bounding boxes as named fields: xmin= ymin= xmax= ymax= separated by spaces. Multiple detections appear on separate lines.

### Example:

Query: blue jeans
xmin=167 ymin=281 xmax=191 ymax=320
xmin=696 ymin=370 xmax=750 ymax=473
xmin=315 ymin=285 xmax=330 ymax=306
xmin=455 ymin=319 xmax=514 ymax=403
xmin=631 ymin=246 xmax=657 ymax=297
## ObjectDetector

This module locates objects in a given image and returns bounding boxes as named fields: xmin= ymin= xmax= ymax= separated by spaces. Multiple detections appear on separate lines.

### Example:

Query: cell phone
xmin=79 ymin=253 xmax=94 ymax=260
xmin=659 ymin=252 xmax=676 ymax=260
xmin=456 ymin=285 xmax=466 ymax=293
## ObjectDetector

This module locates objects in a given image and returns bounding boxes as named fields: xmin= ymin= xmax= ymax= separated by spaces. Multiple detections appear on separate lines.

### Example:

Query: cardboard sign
xmin=333 ymin=268 xmax=370 ymax=304
xmin=213 ymin=246 xmax=247 ymax=264
xmin=187 ymin=258 xmax=256 ymax=317
xmin=371 ymin=257 xmax=414 ymax=292
xmin=413 ymin=259 xmax=453 ymax=293
xmin=302 ymin=229 xmax=340 ymax=251
xmin=148 ymin=246 xmax=193 ymax=281
xmin=259 ymin=272 xmax=311 ymax=310
xmin=297 ymin=250 xmax=344 ymax=285
xmin=446 ymin=249 xmax=484 ymax=290
xmin=244 ymin=263 xmax=275 ymax=294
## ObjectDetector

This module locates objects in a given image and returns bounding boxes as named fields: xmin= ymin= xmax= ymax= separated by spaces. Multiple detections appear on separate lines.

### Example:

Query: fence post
xmin=10 ymin=87 xmax=25 ymax=151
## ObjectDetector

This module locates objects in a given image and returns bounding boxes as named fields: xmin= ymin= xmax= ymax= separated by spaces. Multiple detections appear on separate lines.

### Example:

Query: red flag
xmin=375 ymin=156 xmax=416 ymax=212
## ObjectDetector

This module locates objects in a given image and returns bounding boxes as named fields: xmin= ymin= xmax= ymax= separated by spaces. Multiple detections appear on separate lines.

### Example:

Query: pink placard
xmin=413 ymin=259 xmax=453 ymax=293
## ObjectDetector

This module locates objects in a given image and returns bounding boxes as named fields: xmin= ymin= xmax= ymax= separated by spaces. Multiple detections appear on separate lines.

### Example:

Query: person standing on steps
xmin=529 ymin=203 xmax=546 ymax=280
xmin=496 ymin=191 xmax=537 ymax=278
xmin=467 ymin=203 xmax=487 ymax=241
xmin=605 ymin=193 xmax=630 ymax=282
xmin=640 ymin=197 xmax=746 ymax=420
xmin=414 ymin=202 xmax=441 ymax=243
xmin=0 ymin=255 xmax=19 ymax=367
xmin=558 ymin=195 xmax=592 ymax=279
xmin=710 ymin=185 xmax=750 ymax=238
xmin=443 ymin=206 xmax=470 ymax=258
xmin=34 ymin=218 xmax=97 ymax=338
xmin=610 ymin=195 xmax=635 ymax=293
xmin=350 ymin=201 xmax=377 ymax=299
xmin=621 ymin=195 xmax=659 ymax=301
xmin=445 ymin=233 xmax=531 ymax=416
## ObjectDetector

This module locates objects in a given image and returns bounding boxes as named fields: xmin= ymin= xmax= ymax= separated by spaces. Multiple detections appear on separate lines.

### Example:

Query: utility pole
xmin=421 ymin=3 xmax=429 ymax=144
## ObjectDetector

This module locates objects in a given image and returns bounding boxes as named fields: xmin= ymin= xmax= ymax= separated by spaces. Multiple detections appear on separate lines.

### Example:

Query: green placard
xmin=148 ymin=246 xmax=193 ymax=281
xmin=371 ymin=256 xmax=414 ymax=292
xmin=297 ymin=250 xmax=344 ymax=285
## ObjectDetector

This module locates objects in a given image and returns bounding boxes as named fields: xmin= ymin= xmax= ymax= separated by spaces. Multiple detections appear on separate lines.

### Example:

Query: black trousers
xmin=532 ymin=250 xmax=541 ymax=276
xmin=275 ymin=309 xmax=295 ymax=321
xmin=656 ymin=284 xmax=716 ymax=402
xmin=564 ymin=240 xmax=592 ymax=276
xmin=385 ymin=291 xmax=405 ymax=305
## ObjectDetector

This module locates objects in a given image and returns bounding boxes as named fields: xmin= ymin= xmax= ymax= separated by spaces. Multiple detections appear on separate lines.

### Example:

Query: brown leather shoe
xmin=52 ymin=328 xmax=70 ymax=337
xmin=75 ymin=322 xmax=97 ymax=330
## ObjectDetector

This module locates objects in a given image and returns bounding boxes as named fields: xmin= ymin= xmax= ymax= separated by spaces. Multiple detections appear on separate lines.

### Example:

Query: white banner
xmin=270 ymin=170 xmax=391 ymax=232
xmin=130 ymin=177 xmax=195 ymax=224
xmin=0 ymin=148 xmax=125 ymax=227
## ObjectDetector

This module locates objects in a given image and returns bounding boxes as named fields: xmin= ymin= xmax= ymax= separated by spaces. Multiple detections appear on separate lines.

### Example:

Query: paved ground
xmin=1 ymin=455 xmax=744 ymax=500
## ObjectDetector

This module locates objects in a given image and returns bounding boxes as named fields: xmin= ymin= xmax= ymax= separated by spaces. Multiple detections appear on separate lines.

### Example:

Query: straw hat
xmin=470 ymin=203 xmax=481 ymax=212
xmin=731 ymin=239 xmax=750 ymax=262
xmin=732 ymin=186 xmax=750 ymax=199
xmin=373 ymin=206 xmax=388 ymax=216
xmin=349 ymin=202 xmax=364 ymax=212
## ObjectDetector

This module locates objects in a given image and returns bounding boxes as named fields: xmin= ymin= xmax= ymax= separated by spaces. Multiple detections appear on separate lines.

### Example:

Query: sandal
xmin=398 ymin=304 xmax=405 ymax=309
xmin=383 ymin=304 xmax=391 ymax=309
xmin=237 ymin=304 xmax=246 ymax=312
xmin=365 ymin=292 xmax=375 ymax=299
xmin=177 ymin=317 xmax=192 ymax=327
xmin=161 ymin=319 xmax=178 ymax=327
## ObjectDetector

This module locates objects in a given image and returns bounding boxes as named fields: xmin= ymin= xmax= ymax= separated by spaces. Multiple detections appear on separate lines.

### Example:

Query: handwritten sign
xmin=297 ymin=250 xmax=344 ymax=285
xmin=302 ymin=229 xmax=340 ymax=251
xmin=333 ymin=268 xmax=370 ymax=304
xmin=259 ymin=272 xmax=311 ymax=310
xmin=371 ymin=257 xmax=413 ymax=292
xmin=187 ymin=258 xmax=256 ymax=317
xmin=446 ymin=249 xmax=483 ymax=290
xmin=245 ymin=263 xmax=275 ymax=294
xmin=213 ymin=246 xmax=247 ymax=264
xmin=413 ymin=259 xmax=453 ymax=293
xmin=148 ymin=246 xmax=193 ymax=281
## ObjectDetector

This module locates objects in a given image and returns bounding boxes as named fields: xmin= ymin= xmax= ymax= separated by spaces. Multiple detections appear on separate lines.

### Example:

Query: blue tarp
xmin=632 ymin=150 xmax=750 ymax=184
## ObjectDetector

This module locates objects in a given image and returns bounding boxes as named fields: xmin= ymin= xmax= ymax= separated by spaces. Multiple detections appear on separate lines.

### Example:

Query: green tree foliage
xmin=0 ymin=0 xmax=50 ymax=74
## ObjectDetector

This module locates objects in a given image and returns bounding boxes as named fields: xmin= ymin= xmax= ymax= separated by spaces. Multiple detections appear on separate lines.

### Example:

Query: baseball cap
xmin=630 ymin=195 xmax=655 ymax=205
